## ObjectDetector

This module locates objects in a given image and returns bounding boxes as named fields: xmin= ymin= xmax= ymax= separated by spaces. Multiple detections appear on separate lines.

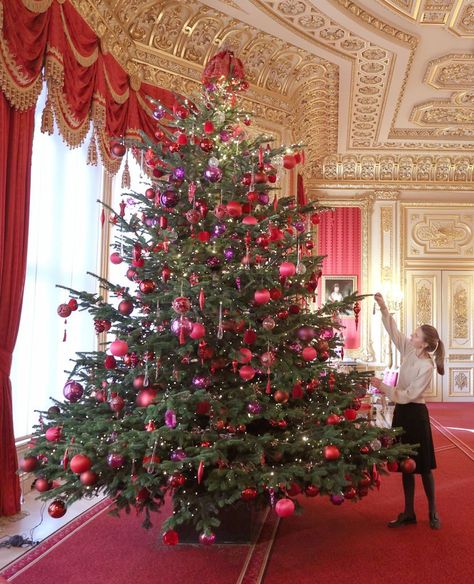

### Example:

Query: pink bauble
xmin=171 ymin=317 xmax=193 ymax=338
xmin=20 ymin=456 xmax=38 ymax=472
xmin=136 ymin=388 xmax=158 ymax=407
xmin=110 ymin=339 xmax=129 ymax=357
xmin=80 ymin=470 xmax=98 ymax=486
xmin=254 ymin=289 xmax=271 ymax=305
xmin=302 ymin=347 xmax=317 ymax=361
xmin=260 ymin=351 xmax=276 ymax=367
xmin=199 ymin=532 xmax=216 ymax=545
xmin=35 ymin=478 xmax=52 ymax=492
xmin=279 ymin=262 xmax=296 ymax=277
xmin=239 ymin=365 xmax=256 ymax=381
xmin=45 ymin=426 xmax=62 ymax=442
xmin=242 ymin=216 xmax=258 ymax=225
xmin=275 ymin=498 xmax=295 ymax=517
xmin=226 ymin=201 xmax=242 ymax=217
xmin=110 ymin=252 xmax=123 ymax=265
xmin=109 ymin=395 xmax=125 ymax=412
xmin=190 ymin=323 xmax=206 ymax=339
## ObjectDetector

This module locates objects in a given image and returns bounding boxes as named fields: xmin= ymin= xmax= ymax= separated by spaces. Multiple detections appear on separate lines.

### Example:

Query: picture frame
xmin=321 ymin=276 xmax=357 ymax=315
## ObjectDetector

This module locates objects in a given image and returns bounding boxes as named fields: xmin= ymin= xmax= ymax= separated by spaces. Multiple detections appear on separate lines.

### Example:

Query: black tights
xmin=402 ymin=471 xmax=437 ymax=516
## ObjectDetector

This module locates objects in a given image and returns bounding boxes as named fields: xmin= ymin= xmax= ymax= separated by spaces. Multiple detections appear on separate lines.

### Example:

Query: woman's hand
xmin=370 ymin=376 xmax=383 ymax=390
xmin=374 ymin=293 xmax=388 ymax=311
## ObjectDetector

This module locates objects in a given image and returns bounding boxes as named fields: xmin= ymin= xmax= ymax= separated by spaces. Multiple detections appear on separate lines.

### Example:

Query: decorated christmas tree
xmin=22 ymin=51 xmax=414 ymax=544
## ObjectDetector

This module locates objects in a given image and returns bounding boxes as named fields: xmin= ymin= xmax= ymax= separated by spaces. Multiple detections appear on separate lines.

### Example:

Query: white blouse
xmin=380 ymin=311 xmax=434 ymax=405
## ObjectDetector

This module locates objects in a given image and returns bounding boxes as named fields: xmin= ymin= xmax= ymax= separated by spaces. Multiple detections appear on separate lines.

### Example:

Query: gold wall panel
xmin=405 ymin=208 xmax=474 ymax=259
xmin=447 ymin=274 xmax=473 ymax=349
xmin=449 ymin=368 xmax=474 ymax=397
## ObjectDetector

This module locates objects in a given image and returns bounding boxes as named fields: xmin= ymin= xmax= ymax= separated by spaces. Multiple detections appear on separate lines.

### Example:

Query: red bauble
xmin=270 ymin=288 xmax=283 ymax=301
xmin=287 ymin=482 xmax=302 ymax=496
xmin=254 ymin=289 xmax=271 ymax=304
xmin=45 ymin=426 xmax=62 ymax=442
xmin=136 ymin=388 xmax=158 ymax=407
xmin=243 ymin=329 xmax=257 ymax=344
xmin=238 ymin=348 xmax=253 ymax=364
xmin=305 ymin=485 xmax=320 ymax=497
xmin=302 ymin=347 xmax=317 ymax=361
xmin=401 ymin=458 xmax=416 ymax=473
xmin=344 ymin=408 xmax=357 ymax=421
xmin=282 ymin=154 xmax=296 ymax=169
xmin=344 ymin=487 xmax=357 ymax=500
xmin=279 ymin=262 xmax=296 ymax=277
xmin=190 ymin=323 xmax=206 ymax=339
xmin=226 ymin=201 xmax=243 ymax=217
xmin=109 ymin=395 xmax=125 ymax=412
xmin=118 ymin=300 xmax=134 ymax=316
xmin=254 ymin=171 xmax=267 ymax=184
xmin=241 ymin=488 xmax=257 ymax=501
xmin=110 ymin=339 xmax=129 ymax=357
xmin=35 ymin=478 xmax=52 ymax=492
xmin=203 ymin=120 xmax=215 ymax=134
xmin=162 ymin=530 xmax=179 ymax=546
xmin=110 ymin=252 xmax=123 ymax=265
xmin=145 ymin=187 xmax=155 ymax=199
xmin=57 ymin=303 xmax=72 ymax=318
xmin=275 ymin=498 xmax=295 ymax=517
xmin=323 ymin=445 xmax=341 ymax=461
xmin=139 ymin=279 xmax=156 ymax=294
xmin=48 ymin=500 xmax=67 ymax=518
xmin=111 ymin=142 xmax=126 ymax=158
xmin=387 ymin=460 xmax=399 ymax=472
xmin=104 ymin=355 xmax=117 ymax=369
xmin=198 ymin=231 xmax=211 ymax=242
xmin=239 ymin=365 xmax=256 ymax=381
xmin=172 ymin=296 xmax=191 ymax=314
xmin=261 ymin=351 xmax=276 ymax=367
xmin=310 ymin=213 xmax=320 ymax=225
xmin=80 ymin=470 xmax=98 ymax=486
xmin=70 ymin=454 xmax=92 ymax=474
xmin=326 ymin=414 xmax=340 ymax=425
xmin=19 ymin=456 xmax=37 ymax=472
xmin=199 ymin=138 xmax=214 ymax=152
xmin=176 ymin=132 xmax=188 ymax=145
xmin=68 ymin=298 xmax=78 ymax=311
xmin=274 ymin=389 xmax=289 ymax=403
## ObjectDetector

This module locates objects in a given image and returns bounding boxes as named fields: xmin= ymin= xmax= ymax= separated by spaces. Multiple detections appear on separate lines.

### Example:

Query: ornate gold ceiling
xmin=73 ymin=0 xmax=474 ymax=187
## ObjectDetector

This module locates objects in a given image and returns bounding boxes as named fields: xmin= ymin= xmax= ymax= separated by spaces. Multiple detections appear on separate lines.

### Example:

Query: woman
xmin=370 ymin=292 xmax=444 ymax=530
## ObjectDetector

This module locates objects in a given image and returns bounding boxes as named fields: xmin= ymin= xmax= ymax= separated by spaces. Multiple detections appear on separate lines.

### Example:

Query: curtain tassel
xmin=121 ymin=156 xmax=131 ymax=189
xmin=41 ymin=98 xmax=54 ymax=135
xmin=87 ymin=133 xmax=98 ymax=166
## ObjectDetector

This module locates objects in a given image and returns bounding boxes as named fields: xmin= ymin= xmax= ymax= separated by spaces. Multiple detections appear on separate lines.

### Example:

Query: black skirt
xmin=392 ymin=403 xmax=436 ymax=473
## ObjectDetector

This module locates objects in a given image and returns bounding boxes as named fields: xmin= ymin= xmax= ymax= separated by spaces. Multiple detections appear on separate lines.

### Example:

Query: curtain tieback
xmin=0 ymin=348 xmax=13 ymax=376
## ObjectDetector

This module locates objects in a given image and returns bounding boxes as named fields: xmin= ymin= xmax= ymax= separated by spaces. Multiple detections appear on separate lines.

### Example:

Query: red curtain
xmin=0 ymin=93 xmax=35 ymax=515
xmin=0 ymin=0 xmax=178 ymax=515
xmin=318 ymin=208 xmax=361 ymax=349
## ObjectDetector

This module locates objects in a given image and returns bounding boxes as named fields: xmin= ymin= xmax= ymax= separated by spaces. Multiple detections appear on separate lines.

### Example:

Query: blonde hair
xmin=420 ymin=324 xmax=445 ymax=375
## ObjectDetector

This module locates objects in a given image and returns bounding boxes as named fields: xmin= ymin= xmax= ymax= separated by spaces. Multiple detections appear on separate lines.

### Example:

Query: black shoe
xmin=387 ymin=512 xmax=417 ymax=528
xmin=429 ymin=512 xmax=441 ymax=530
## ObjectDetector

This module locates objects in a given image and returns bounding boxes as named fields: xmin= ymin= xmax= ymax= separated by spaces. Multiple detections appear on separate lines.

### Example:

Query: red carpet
xmin=2 ymin=404 xmax=473 ymax=584
xmin=1 ymin=499 xmax=278 ymax=584
xmin=264 ymin=410 xmax=474 ymax=584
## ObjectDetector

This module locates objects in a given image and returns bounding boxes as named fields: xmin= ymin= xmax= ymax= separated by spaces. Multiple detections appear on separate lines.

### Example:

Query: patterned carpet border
xmin=1 ymin=498 xmax=110 ymax=581
xmin=430 ymin=417 xmax=474 ymax=461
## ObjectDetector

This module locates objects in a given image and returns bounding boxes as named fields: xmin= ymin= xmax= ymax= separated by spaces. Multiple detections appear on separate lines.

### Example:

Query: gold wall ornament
xmin=416 ymin=282 xmax=433 ymax=327
xmin=452 ymin=283 xmax=468 ymax=340
xmin=425 ymin=53 xmax=474 ymax=89
xmin=316 ymin=154 xmax=474 ymax=184
xmin=411 ymin=215 xmax=473 ymax=256
xmin=450 ymin=369 xmax=473 ymax=396
xmin=381 ymin=207 xmax=393 ymax=232
xmin=449 ymin=1 xmax=474 ymax=36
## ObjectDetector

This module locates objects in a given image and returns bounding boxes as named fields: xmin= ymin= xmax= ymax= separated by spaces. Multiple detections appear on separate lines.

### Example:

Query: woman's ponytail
xmin=420 ymin=324 xmax=445 ymax=375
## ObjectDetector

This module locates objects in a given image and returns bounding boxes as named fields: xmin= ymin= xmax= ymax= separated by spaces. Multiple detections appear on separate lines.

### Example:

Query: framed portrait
xmin=321 ymin=276 xmax=357 ymax=314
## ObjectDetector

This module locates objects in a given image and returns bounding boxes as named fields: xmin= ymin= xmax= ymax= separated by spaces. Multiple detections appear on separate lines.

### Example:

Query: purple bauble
xmin=63 ymin=381 xmax=84 ymax=403
xmin=330 ymin=493 xmax=345 ymax=506
xmin=170 ymin=449 xmax=187 ymax=462
xmin=107 ymin=453 xmax=125 ymax=468
xmin=153 ymin=108 xmax=165 ymax=120
xmin=107 ymin=431 xmax=118 ymax=443
xmin=219 ymin=130 xmax=230 ymax=142
xmin=289 ymin=342 xmax=303 ymax=353
xmin=204 ymin=166 xmax=223 ymax=183
xmin=297 ymin=326 xmax=316 ymax=342
xmin=258 ymin=192 xmax=270 ymax=205
xmin=192 ymin=375 xmax=211 ymax=389
xmin=172 ymin=166 xmax=186 ymax=180
xmin=170 ymin=317 xmax=193 ymax=338
xmin=212 ymin=223 xmax=226 ymax=237
xmin=320 ymin=328 xmax=334 ymax=340
xmin=223 ymin=247 xmax=235 ymax=262
xmin=294 ymin=221 xmax=305 ymax=232
xmin=247 ymin=401 xmax=263 ymax=415
xmin=160 ymin=190 xmax=179 ymax=208
xmin=206 ymin=256 xmax=222 ymax=271
xmin=199 ymin=532 xmax=216 ymax=545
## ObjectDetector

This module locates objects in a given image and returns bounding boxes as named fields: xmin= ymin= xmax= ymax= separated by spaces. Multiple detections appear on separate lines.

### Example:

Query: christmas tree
xmin=23 ymin=51 xmax=414 ymax=544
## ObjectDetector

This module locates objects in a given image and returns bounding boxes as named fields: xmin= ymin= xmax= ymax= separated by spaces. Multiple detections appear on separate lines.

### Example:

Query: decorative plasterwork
xmin=378 ymin=0 xmax=474 ymax=32
xmin=411 ymin=96 xmax=474 ymax=128
xmin=73 ymin=0 xmax=339 ymax=167
xmin=425 ymin=53 xmax=474 ymax=89
xmin=318 ymin=154 xmax=474 ymax=183
xmin=449 ymin=1 xmax=474 ymax=37
xmin=253 ymin=0 xmax=408 ymax=150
